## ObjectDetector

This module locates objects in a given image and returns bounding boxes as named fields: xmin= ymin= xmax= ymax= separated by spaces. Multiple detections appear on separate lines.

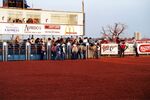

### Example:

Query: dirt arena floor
xmin=0 ymin=56 xmax=150 ymax=100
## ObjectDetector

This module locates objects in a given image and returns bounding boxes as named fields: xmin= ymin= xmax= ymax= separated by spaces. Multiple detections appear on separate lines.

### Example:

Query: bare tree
xmin=101 ymin=23 xmax=127 ymax=42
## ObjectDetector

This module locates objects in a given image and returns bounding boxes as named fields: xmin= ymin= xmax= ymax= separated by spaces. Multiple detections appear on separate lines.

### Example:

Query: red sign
xmin=45 ymin=25 xmax=60 ymax=29
xmin=139 ymin=45 xmax=150 ymax=52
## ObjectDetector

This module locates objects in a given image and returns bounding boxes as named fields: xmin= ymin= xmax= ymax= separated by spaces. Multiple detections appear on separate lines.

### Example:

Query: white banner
xmin=63 ymin=25 xmax=83 ymax=36
xmin=45 ymin=25 xmax=83 ymax=35
xmin=23 ymin=24 xmax=45 ymax=34
xmin=124 ymin=44 xmax=135 ymax=54
xmin=101 ymin=44 xmax=118 ymax=55
xmin=0 ymin=23 xmax=83 ymax=36
xmin=1 ymin=23 xmax=23 ymax=34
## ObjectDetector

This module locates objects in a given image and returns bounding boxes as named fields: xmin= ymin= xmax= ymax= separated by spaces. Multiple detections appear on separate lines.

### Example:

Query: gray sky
xmin=0 ymin=0 xmax=150 ymax=38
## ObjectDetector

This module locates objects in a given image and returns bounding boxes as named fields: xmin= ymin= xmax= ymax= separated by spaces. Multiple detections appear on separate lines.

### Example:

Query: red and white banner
xmin=0 ymin=23 xmax=83 ymax=36
xmin=138 ymin=44 xmax=150 ymax=54
xmin=44 ymin=24 xmax=63 ymax=35
xmin=101 ymin=44 xmax=118 ymax=55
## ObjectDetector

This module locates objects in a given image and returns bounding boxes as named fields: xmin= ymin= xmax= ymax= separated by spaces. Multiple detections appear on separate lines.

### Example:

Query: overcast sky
xmin=0 ymin=0 xmax=150 ymax=38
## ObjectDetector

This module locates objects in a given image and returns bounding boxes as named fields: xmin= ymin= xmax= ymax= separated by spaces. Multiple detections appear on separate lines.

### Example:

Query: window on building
xmin=7 ymin=11 xmax=23 ymax=23
xmin=51 ymin=14 xmax=78 ymax=25
xmin=26 ymin=12 xmax=41 ymax=24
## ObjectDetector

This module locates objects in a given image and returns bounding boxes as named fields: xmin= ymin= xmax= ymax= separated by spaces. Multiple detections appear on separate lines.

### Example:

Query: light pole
xmin=82 ymin=0 xmax=85 ymax=36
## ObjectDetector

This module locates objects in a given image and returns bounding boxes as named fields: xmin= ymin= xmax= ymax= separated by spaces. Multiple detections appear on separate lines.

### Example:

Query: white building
xmin=0 ymin=7 xmax=85 ymax=40
xmin=134 ymin=32 xmax=141 ymax=40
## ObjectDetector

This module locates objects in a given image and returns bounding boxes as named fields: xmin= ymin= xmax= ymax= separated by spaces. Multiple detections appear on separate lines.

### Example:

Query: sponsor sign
xmin=23 ymin=24 xmax=44 ymax=34
xmin=1 ymin=23 xmax=22 ymax=34
xmin=65 ymin=26 xmax=77 ymax=34
xmin=0 ymin=23 xmax=83 ymax=36
xmin=138 ymin=44 xmax=150 ymax=54
xmin=45 ymin=25 xmax=83 ymax=35
xmin=64 ymin=26 xmax=83 ymax=35
xmin=45 ymin=25 xmax=60 ymax=29
xmin=45 ymin=24 xmax=62 ymax=35
xmin=101 ymin=44 xmax=118 ymax=55
xmin=124 ymin=44 xmax=135 ymax=54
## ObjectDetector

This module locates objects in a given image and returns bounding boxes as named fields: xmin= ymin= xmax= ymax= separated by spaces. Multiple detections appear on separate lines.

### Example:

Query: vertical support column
xmin=26 ymin=42 xmax=31 ymax=60
xmin=86 ymin=43 xmax=89 ymax=59
xmin=47 ymin=42 xmax=51 ymax=60
xmin=98 ymin=44 xmax=101 ymax=58
xmin=67 ymin=42 xmax=71 ymax=59
xmin=2 ymin=42 xmax=8 ymax=61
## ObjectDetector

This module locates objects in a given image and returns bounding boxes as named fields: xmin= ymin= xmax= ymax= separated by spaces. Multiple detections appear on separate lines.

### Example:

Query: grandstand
xmin=0 ymin=0 xmax=86 ymax=61
xmin=0 ymin=0 xmax=85 ymax=41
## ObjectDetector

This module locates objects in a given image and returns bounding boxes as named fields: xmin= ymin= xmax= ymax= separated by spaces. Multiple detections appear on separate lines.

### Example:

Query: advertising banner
xmin=101 ymin=44 xmax=118 ymax=55
xmin=23 ymin=24 xmax=45 ymax=34
xmin=0 ymin=23 xmax=83 ymax=36
xmin=44 ymin=24 xmax=63 ymax=35
xmin=64 ymin=25 xmax=83 ymax=36
xmin=45 ymin=25 xmax=83 ymax=36
xmin=138 ymin=43 xmax=150 ymax=54
xmin=124 ymin=44 xmax=135 ymax=54
xmin=1 ymin=23 xmax=23 ymax=34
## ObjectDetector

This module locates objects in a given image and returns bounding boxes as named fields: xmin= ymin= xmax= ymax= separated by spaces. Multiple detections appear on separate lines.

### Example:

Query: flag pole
xmin=82 ymin=0 xmax=85 ymax=36
xmin=82 ymin=0 xmax=84 ymax=13
xmin=32 ymin=0 xmax=33 ymax=8
xmin=23 ymin=0 xmax=25 ymax=9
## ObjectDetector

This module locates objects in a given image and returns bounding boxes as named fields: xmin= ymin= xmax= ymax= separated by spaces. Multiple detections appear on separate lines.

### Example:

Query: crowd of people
xmin=6 ymin=35 xmax=139 ymax=60
xmin=13 ymin=36 xmax=101 ymax=60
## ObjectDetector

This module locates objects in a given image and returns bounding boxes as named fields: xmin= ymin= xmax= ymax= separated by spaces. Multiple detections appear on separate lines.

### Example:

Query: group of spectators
xmin=11 ymin=35 xmax=139 ymax=60
xmin=35 ymin=37 xmax=101 ymax=60
xmin=20 ymin=36 xmax=100 ymax=60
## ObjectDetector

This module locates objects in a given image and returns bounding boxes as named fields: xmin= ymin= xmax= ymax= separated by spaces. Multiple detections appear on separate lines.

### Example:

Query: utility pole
xmin=22 ymin=0 xmax=25 ymax=9
xmin=82 ymin=0 xmax=84 ymax=13
xmin=82 ymin=0 xmax=85 ymax=36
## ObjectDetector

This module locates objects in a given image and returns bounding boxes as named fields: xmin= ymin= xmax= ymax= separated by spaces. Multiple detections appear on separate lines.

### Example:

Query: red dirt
xmin=0 ymin=56 xmax=150 ymax=100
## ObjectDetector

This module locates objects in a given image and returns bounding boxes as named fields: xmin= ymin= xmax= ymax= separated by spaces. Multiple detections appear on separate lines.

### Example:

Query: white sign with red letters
xmin=101 ymin=44 xmax=118 ymax=55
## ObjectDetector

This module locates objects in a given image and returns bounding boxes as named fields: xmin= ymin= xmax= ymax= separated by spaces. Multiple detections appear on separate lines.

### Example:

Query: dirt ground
xmin=0 ymin=56 xmax=150 ymax=100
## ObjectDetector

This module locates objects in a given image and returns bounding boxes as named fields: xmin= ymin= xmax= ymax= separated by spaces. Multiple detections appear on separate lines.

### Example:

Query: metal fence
xmin=1 ymin=42 xmax=149 ymax=62
xmin=0 ymin=42 xmax=94 ymax=61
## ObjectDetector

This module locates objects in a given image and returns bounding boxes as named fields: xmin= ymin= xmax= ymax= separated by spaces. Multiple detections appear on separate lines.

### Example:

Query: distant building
xmin=134 ymin=32 xmax=141 ymax=40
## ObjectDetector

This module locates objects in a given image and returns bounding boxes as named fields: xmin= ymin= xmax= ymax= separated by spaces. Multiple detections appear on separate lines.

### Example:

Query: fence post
xmin=86 ymin=43 xmax=89 ymax=59
xmin=26 ymin=42 xmax=31 ymax=60
xmin=67 ymin=42 xmax=71 ymax=59
xmin=47 ymin=42 xmax=51 ymax=60
xmin=2 ymin=42 xmax=8 ymax=61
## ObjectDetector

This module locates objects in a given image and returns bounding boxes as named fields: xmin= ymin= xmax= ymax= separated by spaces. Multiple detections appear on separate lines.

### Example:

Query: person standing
xmin=133 ymin=41 xmax=139 ymax=57
xmin=120 ymin=42 xmax=126 ymax=57
xmin=40 ymin=43 xmax=46 ymax=60
xmin=82 ymin=43 xmax=87 ymax=59
xmin=51 ymin=44 xmax=57 ymax=60
xmin=72 ymin=44 xmax=78 ymax=59
xmin=55 ymin=44 xmax=62 ymax=60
